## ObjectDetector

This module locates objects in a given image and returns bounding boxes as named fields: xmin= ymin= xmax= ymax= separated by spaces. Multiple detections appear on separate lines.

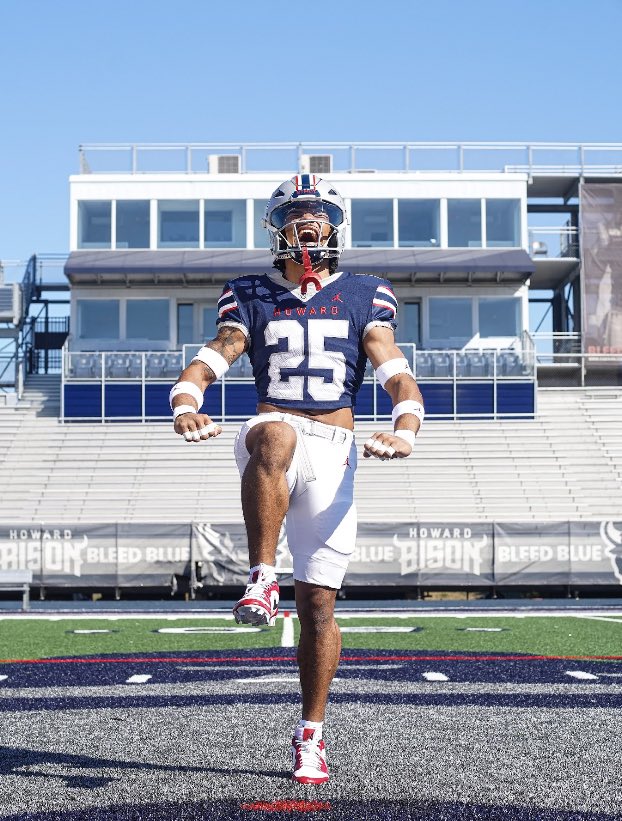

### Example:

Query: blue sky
xmin=1 ymin=0 xmax=621 ymax=274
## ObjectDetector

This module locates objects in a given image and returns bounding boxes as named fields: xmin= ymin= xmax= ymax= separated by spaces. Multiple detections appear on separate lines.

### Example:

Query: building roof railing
xmin=77 ymin=141 xmax=622 ymax=177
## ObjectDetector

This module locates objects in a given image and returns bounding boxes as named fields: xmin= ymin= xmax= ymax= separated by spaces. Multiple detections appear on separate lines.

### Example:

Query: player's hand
xmin=174 ymin=412 xmax=222 ymax=443
xmin=363 ymin=431 xmax=412 ymax=460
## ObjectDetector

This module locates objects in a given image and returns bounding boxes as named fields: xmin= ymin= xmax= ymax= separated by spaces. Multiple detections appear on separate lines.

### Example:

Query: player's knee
xmin=246 ymin=421 xmax=297 ymax=470
xmin=297 ymin=594 xmax=336 ymax=635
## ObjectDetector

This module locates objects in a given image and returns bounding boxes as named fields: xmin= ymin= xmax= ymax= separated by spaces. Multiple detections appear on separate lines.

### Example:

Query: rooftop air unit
xmin=0 ymin=284 xmax=22 ymax=325
xmin=300 ymin=154 xmax=333 ymax=174
xmin=208 ymin=154 xmax=241 ymax=174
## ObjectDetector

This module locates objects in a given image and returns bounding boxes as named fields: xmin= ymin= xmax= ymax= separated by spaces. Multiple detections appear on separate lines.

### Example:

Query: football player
xmin=170 ymin=175 xmax=424 ymax=784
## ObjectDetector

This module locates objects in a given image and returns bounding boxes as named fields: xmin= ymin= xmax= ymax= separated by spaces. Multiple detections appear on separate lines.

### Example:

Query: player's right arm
xmin=171 ymin=325 xmax=248 ymax=443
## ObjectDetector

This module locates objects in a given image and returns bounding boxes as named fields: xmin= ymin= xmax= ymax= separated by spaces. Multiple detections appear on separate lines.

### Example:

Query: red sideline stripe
xmin=2 ymin=653 xmax=622 ymax=665
xmin=241 ymin=800 xmax=331 ymax=812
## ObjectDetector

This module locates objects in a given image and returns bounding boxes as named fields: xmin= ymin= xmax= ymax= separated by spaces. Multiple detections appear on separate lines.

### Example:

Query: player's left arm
xmin=362 ymin=325 xmax=424 ymax=460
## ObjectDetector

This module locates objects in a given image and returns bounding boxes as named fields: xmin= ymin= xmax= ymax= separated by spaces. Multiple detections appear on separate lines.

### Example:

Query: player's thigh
xmin=286 ymin=436 xmax=357 ymax=589
xmin=234 ymin=414 xmax=299 ymax=490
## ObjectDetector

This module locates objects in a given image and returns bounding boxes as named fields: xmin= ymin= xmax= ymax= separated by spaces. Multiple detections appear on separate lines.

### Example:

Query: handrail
xmin=77 ymin=141 xmax=622 ymax=176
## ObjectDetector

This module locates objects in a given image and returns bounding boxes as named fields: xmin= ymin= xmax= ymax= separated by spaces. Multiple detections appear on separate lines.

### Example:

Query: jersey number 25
xmin=265 ymin=319 xmax=349 ymax=402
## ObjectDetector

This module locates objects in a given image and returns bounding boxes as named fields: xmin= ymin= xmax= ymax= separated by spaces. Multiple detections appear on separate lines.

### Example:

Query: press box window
xmin=351 ymin=200 xmax=393 ymax=247
xmin=204 ymin=200 xmax=246 ymax=247
xmin=177 ymin=304 xmax=194 ymax=346
xmin=447 ymin=200 xmax=482 ymax=248
xmin=126 ymin=299 xmax=170 ymax=340
xmin=158 ymin=201 xmax=199 ymax=248
xmin=77 ymin=299 xmax=119 ymax=339
xmin=397 ymin=302 xmax=421 ymax=345
xmin=486 ymin=200 xmax=521 ymax=247
xmin=116 ymin=201 xmax=150 ymax=249
xmin=479 ymin=298 xmax=521 ymax=337
xmin=429 ymin=297 xmax=473 ymax=344
xmin=78 ymin=201 xmax=111 ymax=248
xmin=398 ymin=200 xmax=440 ymax=247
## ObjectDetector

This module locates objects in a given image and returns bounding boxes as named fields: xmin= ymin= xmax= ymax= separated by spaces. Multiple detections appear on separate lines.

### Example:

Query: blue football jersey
xmin=216 ymin=270 xmax=397 ymax=411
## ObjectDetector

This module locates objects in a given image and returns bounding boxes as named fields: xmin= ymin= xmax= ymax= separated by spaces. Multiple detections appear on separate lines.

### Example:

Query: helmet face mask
xmin=263 ymin=176 xmax=347 ymax=268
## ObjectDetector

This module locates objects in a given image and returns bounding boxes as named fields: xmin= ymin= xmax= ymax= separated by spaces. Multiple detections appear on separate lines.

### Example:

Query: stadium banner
xmin=192 ymin=521 xmax=495 ymax=586
xmin=570 ymin=520 xmax=622 ymax=586
xmin=1 ymin=521 xmax=621 ymax=588
xmin=0 ymin=523 xmax=191 ymax=587
xmin=493 ymin=522 xmax=572 ymax=585
xmin=580 ymin=183 xmax=622 ymax=354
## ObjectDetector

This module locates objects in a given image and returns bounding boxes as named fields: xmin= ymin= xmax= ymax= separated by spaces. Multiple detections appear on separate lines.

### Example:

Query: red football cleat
xmin=292 ymin=728 xmax=329 ymax=784
xmin=233 ymin=573 xmax=279 ymax=627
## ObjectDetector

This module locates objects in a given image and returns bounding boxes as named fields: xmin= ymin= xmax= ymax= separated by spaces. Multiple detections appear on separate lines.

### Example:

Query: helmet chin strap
xmin=299 ymin=245 xmax=322 ymax=295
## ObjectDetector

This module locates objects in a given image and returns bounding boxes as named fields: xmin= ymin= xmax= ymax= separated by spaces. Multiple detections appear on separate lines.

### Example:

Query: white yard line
xmin=573 ymin=615 xmax=622 ymax=624
xmin=281 ymin=611 xmax=295 ymax=648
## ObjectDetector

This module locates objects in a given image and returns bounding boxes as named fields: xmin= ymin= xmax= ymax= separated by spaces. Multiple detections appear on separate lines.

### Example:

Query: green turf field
xmin=1 ymin=614 xmax=621 ymax=660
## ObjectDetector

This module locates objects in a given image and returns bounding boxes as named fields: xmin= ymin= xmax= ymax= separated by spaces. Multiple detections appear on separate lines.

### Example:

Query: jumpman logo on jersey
xmin=343 ymin=456 xmax=351 ymax=468
xmin=332 ymin=292 xmax=343 ymax=302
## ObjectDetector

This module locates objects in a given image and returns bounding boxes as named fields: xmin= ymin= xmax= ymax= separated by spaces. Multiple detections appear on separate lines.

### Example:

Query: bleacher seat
xmin=73 ymin=353 xmax=99 ymax=379
xmin=432 ymin=351 xmax=453 ymax=377
xmin=415 ymin=352 xmax=433 ymax=378
xmin=466 ymin=352 xmax=490 ymax=377
xmin=146 ymin=353 xmax=166 ymax=378
xmin=163 ymin=352 xmax=183 ymax=379
xmin=106 ymin=354 xmax=131 ymax=379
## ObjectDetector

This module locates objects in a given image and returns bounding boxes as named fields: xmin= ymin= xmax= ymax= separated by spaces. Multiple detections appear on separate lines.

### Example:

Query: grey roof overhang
xmin=64 ymin=248 xmax=535 ymax=286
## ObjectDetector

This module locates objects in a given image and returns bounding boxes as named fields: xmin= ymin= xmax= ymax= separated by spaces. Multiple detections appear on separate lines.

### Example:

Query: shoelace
xmin=296 ymin=738 xmax=324 ymax=769
xmin=246 ymin=579 xmax=275 ymax=595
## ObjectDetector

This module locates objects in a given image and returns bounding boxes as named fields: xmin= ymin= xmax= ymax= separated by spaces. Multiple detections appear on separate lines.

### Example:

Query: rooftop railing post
xmin=141 ymin=353 xmax=146 ymax=423
xmin=60 ymin=343 xmax=65 ymax=424
xmin=350 ymin=145 xmax=356 ymax=173
xmin=185 ymin=145 xmax=192 ymax=174
xmin=458 ymin=144 xmax=464 ymax=172
xmin=493 ymin=353 xmax=498 ymax=420
xmin=131 ymin=145 xmax=137 ymax=174
xmin=101 ymin=352 xmax=106 ymax=423
xmin=453 ymin=352 xmax=457 ymax=420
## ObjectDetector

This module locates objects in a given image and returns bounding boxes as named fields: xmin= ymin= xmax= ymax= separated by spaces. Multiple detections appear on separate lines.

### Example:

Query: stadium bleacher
xmin=0 ymin=376 xmax=619 ymax=526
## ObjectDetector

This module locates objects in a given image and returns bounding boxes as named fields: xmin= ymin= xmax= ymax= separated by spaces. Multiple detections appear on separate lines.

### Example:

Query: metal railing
xmin=77 ymin=141 xmax=622 ymax=176
xmin=530 ymin=333 xmax=581 ymax=356
xmin=528 ymin=227 xmax=579 ymax=259
xmin=536 ymin=352 xmax=622 ymax=387
xmin=61 ymin=342 xmax=536 ymax=423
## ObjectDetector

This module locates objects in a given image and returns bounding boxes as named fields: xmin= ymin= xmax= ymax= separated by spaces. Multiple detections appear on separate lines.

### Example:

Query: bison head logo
xmin=601 ymin=521 xmax=622 ymax=584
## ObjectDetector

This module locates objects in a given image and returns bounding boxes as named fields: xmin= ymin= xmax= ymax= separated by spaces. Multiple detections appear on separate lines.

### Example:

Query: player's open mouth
xmin=298 ymin=226 xmax=320 ymax=242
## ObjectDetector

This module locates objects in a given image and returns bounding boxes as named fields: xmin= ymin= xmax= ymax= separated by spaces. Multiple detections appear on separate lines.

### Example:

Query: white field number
xmin=265 ymin=319 xmax=349 ymax=401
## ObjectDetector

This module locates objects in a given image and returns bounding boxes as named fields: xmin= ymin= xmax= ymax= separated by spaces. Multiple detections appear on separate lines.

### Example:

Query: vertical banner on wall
xmin=581 ymin=183 xmax=622 ymax=354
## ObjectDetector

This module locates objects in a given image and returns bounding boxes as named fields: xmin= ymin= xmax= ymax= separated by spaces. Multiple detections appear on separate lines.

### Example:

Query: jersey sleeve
xmin=364 ymin=278 xmax=398 ymax=337
xmin=216 ymin=281 xmax=249 ymax=338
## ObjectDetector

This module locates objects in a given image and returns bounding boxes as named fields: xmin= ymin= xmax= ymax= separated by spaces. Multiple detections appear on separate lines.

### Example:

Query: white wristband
xmin=393 ymin=429 xmax=417 ymax=449
xmin=392 ymin=400 xmax=425 ymax=427
xmin=375 ymin=358 xmax=412 ymax=390
xmin=192 ymin=346 xmax=229 ymax=380
xmin=173 ymin=404 xmax=198 ymax=420
xmin=169 ymin=381 xmax=204 ymax=411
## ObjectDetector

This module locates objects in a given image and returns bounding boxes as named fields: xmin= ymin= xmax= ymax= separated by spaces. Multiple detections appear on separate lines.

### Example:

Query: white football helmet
xmin=263 ymin=175 xmax=347 ymax=268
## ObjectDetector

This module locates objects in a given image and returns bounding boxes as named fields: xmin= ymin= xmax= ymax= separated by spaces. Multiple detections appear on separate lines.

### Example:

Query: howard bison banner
xmin=1 ymin=521 xmax=621 ymax=587
xmin=0 ymin=523 xmax=192 ymax=587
